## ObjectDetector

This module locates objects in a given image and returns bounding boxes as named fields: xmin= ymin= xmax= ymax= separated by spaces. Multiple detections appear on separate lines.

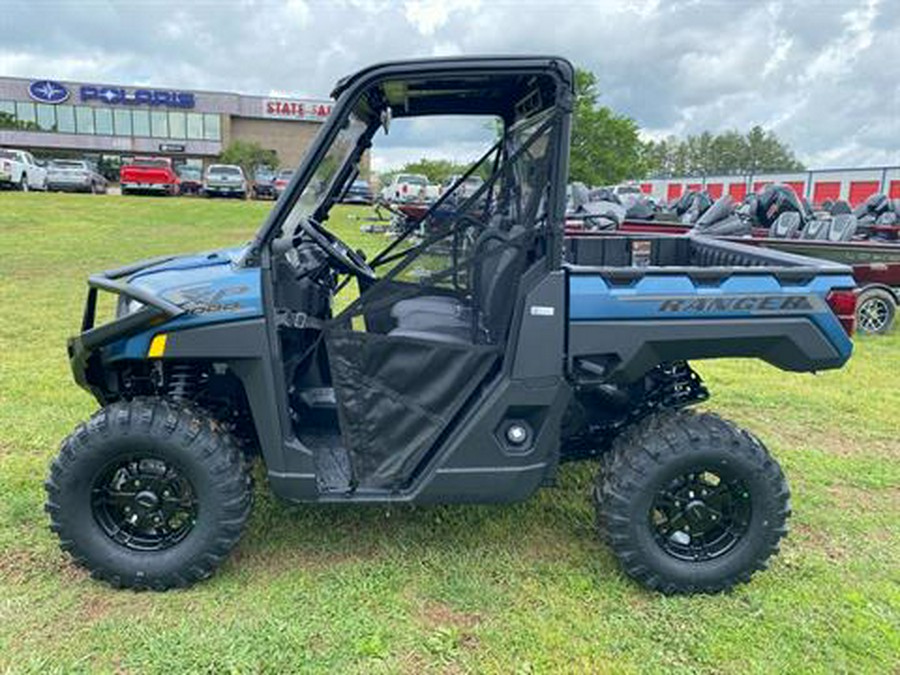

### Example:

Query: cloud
xmin=1 ymin=0 xmax=897 ymax=169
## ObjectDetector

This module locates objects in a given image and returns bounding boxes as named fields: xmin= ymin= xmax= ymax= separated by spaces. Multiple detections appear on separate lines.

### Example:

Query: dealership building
xmin=0 ymin=76 xmax=336 ymax=173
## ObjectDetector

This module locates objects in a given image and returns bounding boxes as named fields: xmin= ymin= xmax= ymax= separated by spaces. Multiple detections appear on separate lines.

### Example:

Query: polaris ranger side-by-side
xmin=47 ymin=57 xmax=857 ymax=594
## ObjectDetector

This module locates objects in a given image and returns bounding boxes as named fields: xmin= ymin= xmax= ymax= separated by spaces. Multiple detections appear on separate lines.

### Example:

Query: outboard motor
xmin=801 ymin=218 xmax=830 ymax=240
xmin=828 ymin=214 xmax=858 ymax=242
xmin=675 ymin=190 xmax=713 ymax=224
xmin=854 ymin=193 xmax=891 ymax=225
xmin=770 ymin=212 xmax=802 ymax=238
xmin=691 ymin=196 xmax=751 ymax=236
xmin=754 ymin=184 xmax=804 ymax=228
xmin=625 ymin=198 xmax=655 ymax=221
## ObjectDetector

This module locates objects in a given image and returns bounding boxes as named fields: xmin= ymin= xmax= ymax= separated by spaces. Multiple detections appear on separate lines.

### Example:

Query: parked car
xmin=252 ymin=168 xmax=276 ymax=200
xmin=273 ymin=168 xmax=294 ymax=199
xmin=341 ymin=178 xmax=374 ymax=205
xmin=442 ymin=174 xmax=484 ymax=200
xmin=46 ymin=159 xmax=108 ymax=194
xmin=380 ymin=173 xmax=429 ymax=203
xmin=203 ymin=164 xmax=248 ymax=199
xmin=120 ymin=157 xmax=180 ymax=196
xmin=176 ymin=166 xmax=203 ymax=196
xmin=0 ymin=148 xmax=47 ymax=191
xmin=51 ymin=56 xmax=856 ymax=597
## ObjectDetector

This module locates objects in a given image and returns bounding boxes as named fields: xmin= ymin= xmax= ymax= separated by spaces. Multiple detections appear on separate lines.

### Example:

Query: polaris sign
xmin=28 ymin=80 xmax=70 ymax=104
xmin=80 ymin=86 xmax=195 ymax=108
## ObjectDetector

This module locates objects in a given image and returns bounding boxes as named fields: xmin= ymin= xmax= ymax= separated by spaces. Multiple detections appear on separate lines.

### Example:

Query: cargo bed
xmin=564 ymin=234 xmax=856 ymax=382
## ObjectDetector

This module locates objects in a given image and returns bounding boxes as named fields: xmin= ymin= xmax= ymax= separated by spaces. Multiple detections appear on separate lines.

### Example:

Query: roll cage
xmin=244 ymin=56 xmax=575 ymax=267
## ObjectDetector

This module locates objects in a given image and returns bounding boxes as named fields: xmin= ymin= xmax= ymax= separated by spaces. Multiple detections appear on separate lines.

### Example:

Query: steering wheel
xmin=296 ymin=217 xmax=377 ymax=281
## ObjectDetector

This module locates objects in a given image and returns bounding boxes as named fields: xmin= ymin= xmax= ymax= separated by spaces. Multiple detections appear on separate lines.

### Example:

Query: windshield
xmin=280 ymin=111 xmax=367 ymax=235
xmin=134 ymin=158 xmax=168 ymax=167
xmin=51 ymin=160 xmax=86 ymax=169
xmin=277 ymin=170 xmax=293 ymax=180
xmin=399 ymin=174 xmax=427 ymax=186
xmin=209 ymin=166 xmax=241 ymax=176
xmin=178 ymin=167 xmax=201 ymax=178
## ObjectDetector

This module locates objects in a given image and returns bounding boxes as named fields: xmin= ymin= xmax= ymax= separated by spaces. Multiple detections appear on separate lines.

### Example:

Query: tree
xmin=218 ymin=140 xmax=278 ymax=176
xmin=569 ymin=69 xmax=647 ymax=185
xmin=380 ymin=158 xmax=488 ymax=187
xmin=643 ymin=126 xmax=804 ymax=177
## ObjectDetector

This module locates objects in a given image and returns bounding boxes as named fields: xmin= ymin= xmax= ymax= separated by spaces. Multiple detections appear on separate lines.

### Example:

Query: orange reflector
xmin=148 ymin=334 xmax=168 ymax=358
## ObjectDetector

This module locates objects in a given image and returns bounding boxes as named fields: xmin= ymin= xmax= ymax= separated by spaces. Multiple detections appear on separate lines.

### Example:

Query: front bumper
xmin=68 ymin=255 xmax=185 ymax=397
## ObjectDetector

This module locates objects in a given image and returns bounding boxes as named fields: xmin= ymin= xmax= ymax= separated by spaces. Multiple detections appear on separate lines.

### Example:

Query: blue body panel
xmin=568 ymin=272 xmax=855 ymax=363
xmin=104 ymin=246 xmax=263 ymax=361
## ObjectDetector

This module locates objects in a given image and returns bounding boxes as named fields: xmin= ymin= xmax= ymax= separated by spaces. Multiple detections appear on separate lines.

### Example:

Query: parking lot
xmin=0 ymin=192 xmax=897 ymax=672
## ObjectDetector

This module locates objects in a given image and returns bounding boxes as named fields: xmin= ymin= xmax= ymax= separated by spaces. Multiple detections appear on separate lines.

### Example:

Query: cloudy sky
xmin=3 ymin=0 xmax=898 ymax=171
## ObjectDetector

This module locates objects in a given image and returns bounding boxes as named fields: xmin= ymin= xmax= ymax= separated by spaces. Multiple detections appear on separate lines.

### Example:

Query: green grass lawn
xmin=0 ymin=192 xmax=898 ymax=673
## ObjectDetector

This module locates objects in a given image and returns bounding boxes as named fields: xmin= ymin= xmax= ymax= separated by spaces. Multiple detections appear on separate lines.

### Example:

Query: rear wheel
xmin=45 ymin=398 xmax=252 ymax=590
xmin=856 ymin=288 xmax=896 ymax=334
xmin=595 ymin=410 xmax=790 ymax=594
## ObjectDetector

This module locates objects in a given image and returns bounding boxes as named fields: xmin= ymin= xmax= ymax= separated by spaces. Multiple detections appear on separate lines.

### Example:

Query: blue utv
xmin=47 ymin=57 xmax=857 ymax=594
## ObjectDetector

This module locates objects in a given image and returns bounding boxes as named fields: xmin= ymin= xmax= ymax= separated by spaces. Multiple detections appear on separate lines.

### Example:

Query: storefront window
xmin=0 ymin=100 xmax=14 ymax=116
xmin=132 ymin=110 xmax=150 ymax=137
xmin=56 ymin=106 xmax=75 ymax=133
xmin=186 ymin=113 xmax=203 ymax=139
xmin=95 ymin=108 xmax=113 ymax=135
xmin=16 ymin=101 xmax=36 ymax=126
xmin=36 ymin=104 xmax=56 ymax=131
xmin=75 ymin=106 xmax=95 ymax=134
xmin=150 ymin=110 xmax=168 ymax=138
xmin=113 ymin=109 xmax=132 ymax=136
xmin=203 ymin=113 xmax=220 ymax=141
xmin=168 ymin=111 xmax=186 ymax=139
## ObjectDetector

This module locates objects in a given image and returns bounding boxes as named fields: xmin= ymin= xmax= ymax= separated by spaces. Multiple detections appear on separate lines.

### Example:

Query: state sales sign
xmin=263 ymin=98 xmax=332 ymax=122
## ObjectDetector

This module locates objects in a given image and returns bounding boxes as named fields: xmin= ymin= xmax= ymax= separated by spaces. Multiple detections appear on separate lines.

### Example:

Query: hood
xmin=127 ymin=246 xmax=263 ymax=327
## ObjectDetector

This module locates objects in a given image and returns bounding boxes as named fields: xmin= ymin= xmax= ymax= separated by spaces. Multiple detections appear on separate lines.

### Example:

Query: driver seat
xmin=388 ymin=224 xmax=527 ymax=344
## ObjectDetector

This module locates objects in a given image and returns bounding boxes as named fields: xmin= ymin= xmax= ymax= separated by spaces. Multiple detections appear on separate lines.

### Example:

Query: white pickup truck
xmin=0 ymin=148 xmax=47 ymax=191
xmin=380 ymin=173 xmax=432 ymax=203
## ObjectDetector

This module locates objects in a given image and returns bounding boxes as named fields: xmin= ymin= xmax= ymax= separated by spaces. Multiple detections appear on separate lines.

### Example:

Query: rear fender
xmin=568 ymin=272 xmax=855 ymax=382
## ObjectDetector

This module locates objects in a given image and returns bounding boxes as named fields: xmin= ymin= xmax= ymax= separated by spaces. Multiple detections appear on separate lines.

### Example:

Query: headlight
xmin=116 ymin=296 xmax=145 ymax=318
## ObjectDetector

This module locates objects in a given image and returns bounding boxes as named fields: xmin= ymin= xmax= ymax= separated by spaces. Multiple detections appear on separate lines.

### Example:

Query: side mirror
xmin=355 ymin=248 xmax=367 ymax=261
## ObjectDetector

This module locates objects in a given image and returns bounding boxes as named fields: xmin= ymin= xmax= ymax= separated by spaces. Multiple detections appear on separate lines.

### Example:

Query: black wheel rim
xmin=649 ymin=469 xmax=752 ymax=562
xmin=91 ymin=457 xmax=198 ymax=551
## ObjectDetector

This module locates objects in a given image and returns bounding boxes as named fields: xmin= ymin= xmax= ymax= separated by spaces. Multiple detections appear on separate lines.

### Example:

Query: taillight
xmin=402 ymin=184 xmax=408 ymax=193
xmin=826 ymin=289 xmax=857 ymax=336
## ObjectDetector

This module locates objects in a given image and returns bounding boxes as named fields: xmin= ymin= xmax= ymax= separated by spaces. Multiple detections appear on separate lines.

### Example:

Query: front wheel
xmin=595 ymin=410 xmax=790 ymax=594
xmin=45 ymin=398 xmax=252 ymax=590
